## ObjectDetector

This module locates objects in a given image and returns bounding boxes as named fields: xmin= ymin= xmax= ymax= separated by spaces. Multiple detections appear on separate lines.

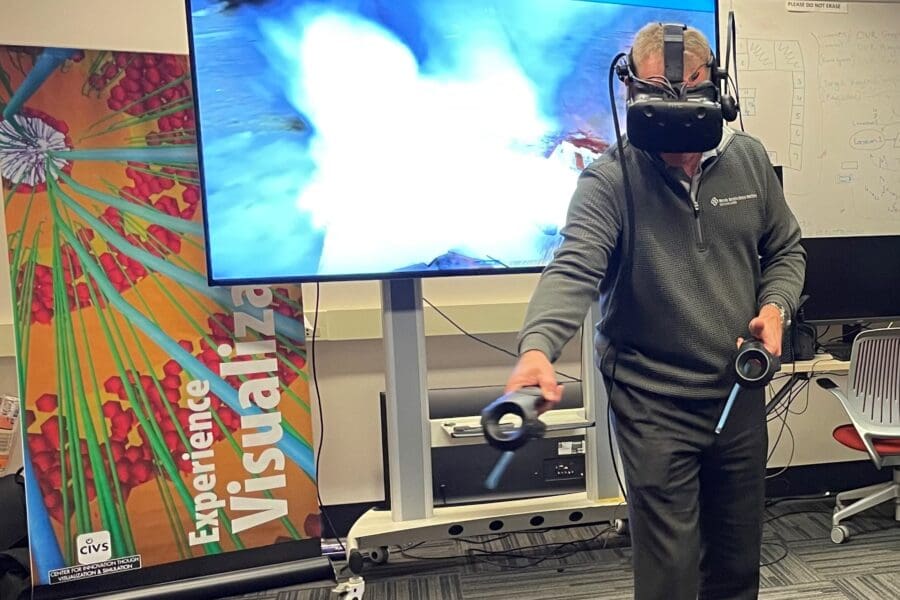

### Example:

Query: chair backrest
xmin=847 ymin=328 xmax=900 ymax=430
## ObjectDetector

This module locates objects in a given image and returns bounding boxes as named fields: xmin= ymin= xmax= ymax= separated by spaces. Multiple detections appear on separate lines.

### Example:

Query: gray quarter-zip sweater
xmin=518 ymin=129 xmax=806 ymax=399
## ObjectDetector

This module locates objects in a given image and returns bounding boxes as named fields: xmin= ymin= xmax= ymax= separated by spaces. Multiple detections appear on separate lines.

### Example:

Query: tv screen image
xmin=187 ymin=0 xmax=717 ymax=284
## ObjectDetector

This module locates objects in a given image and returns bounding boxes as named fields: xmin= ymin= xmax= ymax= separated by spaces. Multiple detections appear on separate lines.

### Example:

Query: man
xmin=505 ymin=24 xmax=806 ymax=600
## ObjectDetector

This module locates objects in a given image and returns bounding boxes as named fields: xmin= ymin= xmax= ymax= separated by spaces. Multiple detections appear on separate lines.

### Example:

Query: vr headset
xmin=616 ymin=23 xmax=739 ymax=153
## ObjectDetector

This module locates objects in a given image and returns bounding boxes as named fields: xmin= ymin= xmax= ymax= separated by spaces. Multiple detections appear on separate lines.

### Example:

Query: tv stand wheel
xmin=614 ymin=518 xmax=629 ymax=535
xmin=347 ymin=549 xmax=366 ymax=574
xmin=370 ymin=546 xmax=390 ymax=565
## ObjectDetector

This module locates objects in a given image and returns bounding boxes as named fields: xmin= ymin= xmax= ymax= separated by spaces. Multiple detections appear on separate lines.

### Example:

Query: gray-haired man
xmin=506 ymin=23 xmax=805 ymax=599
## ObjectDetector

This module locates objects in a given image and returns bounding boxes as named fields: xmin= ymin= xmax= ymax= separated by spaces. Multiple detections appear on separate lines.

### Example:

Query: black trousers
xmin=609 ymin=381 xmax=767 ymax=600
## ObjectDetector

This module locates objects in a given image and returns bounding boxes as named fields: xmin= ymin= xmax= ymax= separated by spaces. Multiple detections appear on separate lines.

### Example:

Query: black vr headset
xmin=615 ymin=23 xmax=739 ymax=153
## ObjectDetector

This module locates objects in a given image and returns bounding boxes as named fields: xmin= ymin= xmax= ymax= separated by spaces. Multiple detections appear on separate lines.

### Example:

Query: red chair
xmin=816 ymin=328 xmax=900 ymax=544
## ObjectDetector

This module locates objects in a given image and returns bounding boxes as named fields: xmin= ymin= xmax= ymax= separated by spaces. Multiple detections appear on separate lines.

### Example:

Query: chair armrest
xmin=860 ymin=432 xmax=888 ymax=470
xmin=816 ymin=377 xmax=846 ymax=404
xmin=816 ymin=377 xmax=888 ymax=469
xmin=862 ymin=424 xmax=900 ymax=440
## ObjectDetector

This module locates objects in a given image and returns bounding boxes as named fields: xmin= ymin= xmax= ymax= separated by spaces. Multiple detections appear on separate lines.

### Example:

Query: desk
xmin=767 ymin=354 xmax=850 ymax=415
xmin=780 ymin=355 xmax=850 ymax=375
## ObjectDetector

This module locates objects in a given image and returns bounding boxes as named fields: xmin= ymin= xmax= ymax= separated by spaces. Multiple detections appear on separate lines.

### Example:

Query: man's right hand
xmin=504 ymin=350 xmax=563 ymax=413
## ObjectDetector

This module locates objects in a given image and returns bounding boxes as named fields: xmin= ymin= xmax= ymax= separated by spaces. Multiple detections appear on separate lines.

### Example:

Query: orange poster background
xmin=0 ymin=47 xmax=319 ymax=583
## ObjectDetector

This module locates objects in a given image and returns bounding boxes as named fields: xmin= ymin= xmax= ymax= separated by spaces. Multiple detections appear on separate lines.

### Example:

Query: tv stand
xmin=345 ymin=278 xmax=626 ymax=571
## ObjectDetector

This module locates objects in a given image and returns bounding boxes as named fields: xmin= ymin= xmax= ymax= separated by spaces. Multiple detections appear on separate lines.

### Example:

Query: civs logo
xmin=76 ymin=531 xmax=111 ymax=565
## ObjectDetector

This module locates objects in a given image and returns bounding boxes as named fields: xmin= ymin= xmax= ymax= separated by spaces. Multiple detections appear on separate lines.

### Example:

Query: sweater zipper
xmin=691 ymin=181 xmax=706 ymax=250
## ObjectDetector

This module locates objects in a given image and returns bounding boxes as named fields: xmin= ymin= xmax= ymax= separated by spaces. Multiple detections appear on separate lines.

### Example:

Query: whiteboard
xmin=720 ymin=0 xmax=900 ymax=237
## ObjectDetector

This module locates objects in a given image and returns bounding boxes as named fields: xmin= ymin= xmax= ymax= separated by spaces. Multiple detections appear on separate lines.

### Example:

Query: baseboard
xmin=764 ymin=459 xmax=891 ymax=498
xmin=321 ymin=502 xmax=382 ymax=539
xmin=322 ymin=460 xmax=891 ymax=538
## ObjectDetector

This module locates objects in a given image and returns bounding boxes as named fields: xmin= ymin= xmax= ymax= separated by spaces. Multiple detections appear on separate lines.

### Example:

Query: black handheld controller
xmin=480 ymin=387 xmax=548 ymax=452
xmin=733 ymin=336 xmax=780 ymax=389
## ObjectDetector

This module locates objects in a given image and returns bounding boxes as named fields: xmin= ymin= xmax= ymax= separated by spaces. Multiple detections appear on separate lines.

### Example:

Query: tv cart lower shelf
xmin=346 ymin=491 xmax=626 ymax=570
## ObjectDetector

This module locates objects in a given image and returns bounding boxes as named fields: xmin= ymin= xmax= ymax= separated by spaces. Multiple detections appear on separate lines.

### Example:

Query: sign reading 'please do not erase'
xmin=786 ymin=1 xmax=848 ymax=13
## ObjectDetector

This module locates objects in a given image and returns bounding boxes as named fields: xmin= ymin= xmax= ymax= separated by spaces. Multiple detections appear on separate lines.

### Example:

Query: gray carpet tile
xmin=231 ymin=573 xmax=465 ymax=600
xmin=764 ymin=499 xmax=897 ymax=542
xmin=460 ymin=562 xmax=633 ymax=600
xmin=788 ymin=534 xmax=900 ymax=579
xmin=232 ymin=583 xmax=334 ymax=600
xmin=359 ymin=573 xmax=464 ymax=600
xmin=833 ymin=573 xmax=900 ymax=600
xmin=222 ymin=498 xmax=900 ymax=600
xmin=756 ymin=581 xmax=851 ymax=600
xmin=758 ymin=539 xmax=821 ymax=589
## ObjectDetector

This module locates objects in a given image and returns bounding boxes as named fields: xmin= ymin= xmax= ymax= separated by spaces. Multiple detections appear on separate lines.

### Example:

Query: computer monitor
xmin=799 ymin=236 xmax=900 ymax=325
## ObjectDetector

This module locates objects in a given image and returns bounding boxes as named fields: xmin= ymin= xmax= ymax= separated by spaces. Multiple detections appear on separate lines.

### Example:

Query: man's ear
xmin=683 ymin=53 xmax=711 ymax=82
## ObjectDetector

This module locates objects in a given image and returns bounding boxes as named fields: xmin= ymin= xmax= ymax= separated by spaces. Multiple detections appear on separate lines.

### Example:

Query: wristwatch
xmin=765 ymin=301 xmax=790 ymax=329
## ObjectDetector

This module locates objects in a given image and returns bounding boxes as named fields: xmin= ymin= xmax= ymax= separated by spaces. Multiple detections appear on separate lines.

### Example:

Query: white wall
xmin=0 ymin=0 xmax=189 ymax=54
xmin=0 ymin=1 xmax=863 ymax=510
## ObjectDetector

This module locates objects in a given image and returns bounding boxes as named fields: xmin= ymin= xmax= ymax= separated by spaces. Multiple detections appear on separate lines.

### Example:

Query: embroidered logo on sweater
xmin=710 ymin=192 xmax=758 ymax=207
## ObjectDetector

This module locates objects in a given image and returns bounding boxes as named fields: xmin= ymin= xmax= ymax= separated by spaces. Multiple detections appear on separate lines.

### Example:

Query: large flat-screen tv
xmin=186 ymin=0 xmax=718 ymax=284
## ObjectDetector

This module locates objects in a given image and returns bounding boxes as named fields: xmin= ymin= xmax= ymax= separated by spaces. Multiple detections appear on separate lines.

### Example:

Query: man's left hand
xmin=737 ymin=304 xmax=783 ymax=356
